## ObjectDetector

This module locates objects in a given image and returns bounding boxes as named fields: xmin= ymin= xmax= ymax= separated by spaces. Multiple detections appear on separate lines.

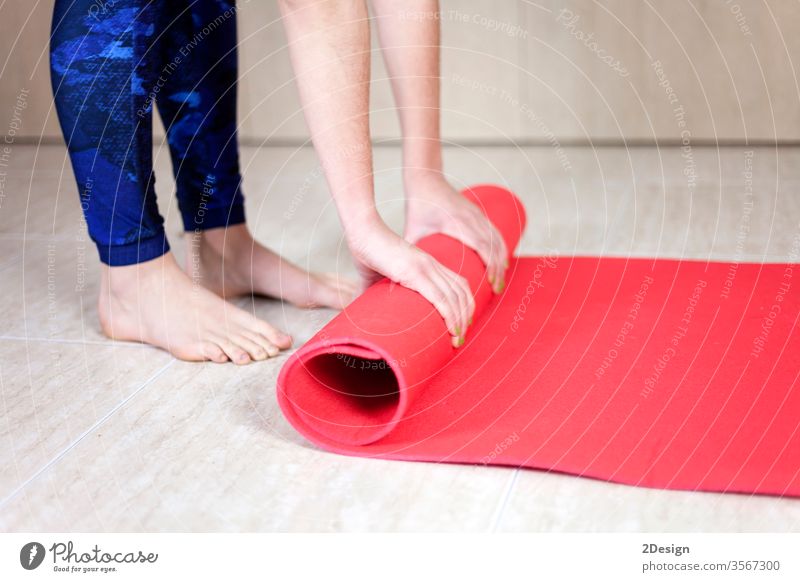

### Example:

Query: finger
xmin=486 ymin=235 xmax=501 ymax=294
xmin=441 ymin=223 xmax=493 ymax=278
xmin=460 ymin=271 xmax=477 ymax=324
xmin=396 ymin=253 xmax=462 ymax=339
xmin=450 ymin=272 xmax=472 ymax=342
xmin=429 ymin=269 xmax=468 ymax=346
xmin=416 ymin=272 xmax=462 ymax=344
xmin=441 ymin=220 xmax=501 ymax=293
xmin=442 ymin=267 xmax=473 ymax=335
xmin=491 ymin=224 xmax=509 ymax=293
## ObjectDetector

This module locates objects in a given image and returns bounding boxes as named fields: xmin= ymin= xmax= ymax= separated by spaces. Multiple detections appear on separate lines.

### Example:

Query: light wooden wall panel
xmin=1 ymin=0 xmax=798 ymax=143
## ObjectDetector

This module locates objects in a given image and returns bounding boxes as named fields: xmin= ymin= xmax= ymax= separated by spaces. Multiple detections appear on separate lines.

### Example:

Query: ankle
xmin=194 ymin=224 xmax=252 ymax=255
xmin=101 ymin=253 xmax=174 ymax=297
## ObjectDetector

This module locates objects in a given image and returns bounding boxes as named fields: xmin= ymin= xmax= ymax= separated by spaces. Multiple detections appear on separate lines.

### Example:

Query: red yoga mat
xmin=277 ymin=185 xmax=800 ymax=497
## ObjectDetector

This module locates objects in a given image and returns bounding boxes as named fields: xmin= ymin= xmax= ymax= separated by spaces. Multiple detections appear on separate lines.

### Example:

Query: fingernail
xmin=458 ymin=335 xmax=465 ymax=347
xmin=504 ymin=259 xmax=509 ymax=269
xmin=495 ymin=280 xmax=505 ymax=294
xmin=488 ymin=274 xmax=495 ymax=285
xmin=468 ymin=317 xmax=473 ymax=326
xmin=454 ymin=326 xmax=461 ymax=336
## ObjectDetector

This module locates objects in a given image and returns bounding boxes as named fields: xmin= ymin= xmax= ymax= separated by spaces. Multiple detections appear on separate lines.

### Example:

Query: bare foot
xmin=98 ymin=252 xmax=293 ymax=364
xmin=186 ymin=224 xmax=358 ymax=309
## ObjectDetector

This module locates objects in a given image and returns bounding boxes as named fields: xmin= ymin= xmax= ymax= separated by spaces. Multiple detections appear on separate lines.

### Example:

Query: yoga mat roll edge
xmin=277 ymin=185 xmax=800 ymax=497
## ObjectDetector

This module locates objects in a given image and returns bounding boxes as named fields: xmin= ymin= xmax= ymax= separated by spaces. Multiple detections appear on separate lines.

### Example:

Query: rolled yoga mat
xmin=278 ymin=185 xmax=800 ymax=497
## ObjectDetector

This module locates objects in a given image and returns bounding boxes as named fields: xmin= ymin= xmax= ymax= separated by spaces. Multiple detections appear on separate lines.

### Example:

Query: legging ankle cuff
xmin=97 ymin=232 xmax=170 ymax=266
xmin=182 ymin=203 xmax=246 ymax=232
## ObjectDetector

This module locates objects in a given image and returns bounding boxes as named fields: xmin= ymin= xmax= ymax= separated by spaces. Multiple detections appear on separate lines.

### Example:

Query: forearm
xmin=372 ymin=0 xmax=443 ymax=182
xmin=278 ymin=0 xmax=382 ymax=235
xmin=373 ymin=1 xmax=508 ymax=291
xmin=279 ymin=0 xmax=474 ymax=340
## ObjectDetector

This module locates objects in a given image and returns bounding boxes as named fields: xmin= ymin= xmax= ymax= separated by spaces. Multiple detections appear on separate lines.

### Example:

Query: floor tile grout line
xmin=0 ymin=358 xmax=177 ymax=510
xmin=0 ymin=254 xmax=23 ymax=271
xmin=0 ymin=234 xmax=79 ymax=241
xmin=0 ymin=335 xmax=153 ymax=348
xmin=488 ymin=468 xmax=520 ymax=533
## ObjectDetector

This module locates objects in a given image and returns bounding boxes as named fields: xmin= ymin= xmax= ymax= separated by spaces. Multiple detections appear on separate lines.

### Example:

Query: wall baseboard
xmin=4 ymin=136 xmax=798 ymax=148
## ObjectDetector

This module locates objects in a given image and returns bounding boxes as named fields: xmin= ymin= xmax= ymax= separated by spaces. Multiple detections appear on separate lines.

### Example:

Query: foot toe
xmin=200 ymin=341 xmax=229 ymax=363
xmin=255 ymin=321 xmax=293 ymax=350
xmin=233 ymin=333 xmax=269 ymax=361
xmin=243 ymin=330 xmax=280 ymax=358
xmin=213 ymin=336 xmax=252 ymax=365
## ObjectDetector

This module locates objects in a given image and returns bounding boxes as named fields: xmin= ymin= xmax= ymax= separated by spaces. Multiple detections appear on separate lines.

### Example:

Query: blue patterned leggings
xmin=51 ymin=0 xmax=245 ymax=265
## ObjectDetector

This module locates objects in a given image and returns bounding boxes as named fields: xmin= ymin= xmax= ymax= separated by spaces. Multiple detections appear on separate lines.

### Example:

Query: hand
xmin=347 ymin=221 xmax=475 ymax=348
xmin=404 ymin=174 xmax=509 ymax=293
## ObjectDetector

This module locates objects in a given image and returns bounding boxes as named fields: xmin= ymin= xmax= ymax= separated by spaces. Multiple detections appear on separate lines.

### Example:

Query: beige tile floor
xmin=1 ymin=144 xmax=799 ymax=532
